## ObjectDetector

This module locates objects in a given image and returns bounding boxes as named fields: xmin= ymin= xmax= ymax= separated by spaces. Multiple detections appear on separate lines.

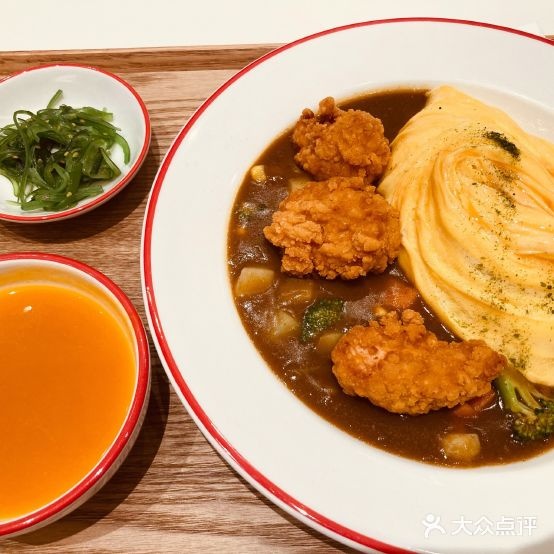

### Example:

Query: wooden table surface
xmin=0 ymin=46 xmax=354 ymax=554
xmin=2 ymin=37 xmax=552 ymax=553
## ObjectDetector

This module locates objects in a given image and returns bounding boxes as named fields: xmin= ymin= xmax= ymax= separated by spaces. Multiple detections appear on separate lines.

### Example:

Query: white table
xmin=1 ymin=0 xmax=552 ymax=51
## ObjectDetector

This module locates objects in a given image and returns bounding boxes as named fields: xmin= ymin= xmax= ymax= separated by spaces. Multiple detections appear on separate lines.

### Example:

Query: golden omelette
xmin=379 ymin=86 xmax=554 ymax=386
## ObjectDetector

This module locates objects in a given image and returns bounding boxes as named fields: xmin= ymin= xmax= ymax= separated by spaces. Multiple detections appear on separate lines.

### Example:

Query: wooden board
xmin=2 ymin=38 xmax=552 ymax=552
xmin=0 ymin=46 xmax=353 ymax=554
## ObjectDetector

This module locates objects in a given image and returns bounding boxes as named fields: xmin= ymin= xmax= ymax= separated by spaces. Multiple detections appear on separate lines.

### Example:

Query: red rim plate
xmin=142 ymin=18 xmax=553 ymax=553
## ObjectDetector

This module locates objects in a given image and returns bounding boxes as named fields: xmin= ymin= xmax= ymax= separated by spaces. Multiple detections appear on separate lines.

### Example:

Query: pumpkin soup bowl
xmin=0 ymin=252 xmax=150 ymax=539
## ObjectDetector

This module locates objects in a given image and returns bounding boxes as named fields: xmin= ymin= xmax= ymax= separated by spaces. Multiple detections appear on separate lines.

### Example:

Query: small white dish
xmin=0 ymin=64 xmax=150 ymax=223
xmin=0 ymin=252 xmax=151 ymax=538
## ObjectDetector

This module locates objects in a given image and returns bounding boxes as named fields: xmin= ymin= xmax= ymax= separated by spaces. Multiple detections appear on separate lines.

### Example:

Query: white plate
xmin=0 ymin=64 xmax=150 ymax=222
xmin=141 ymin=19 xmax=554 ymax=554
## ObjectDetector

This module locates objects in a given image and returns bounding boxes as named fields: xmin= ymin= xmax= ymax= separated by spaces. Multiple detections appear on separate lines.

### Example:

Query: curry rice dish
xmin=227 ymin=88 xmax=554 ymax=467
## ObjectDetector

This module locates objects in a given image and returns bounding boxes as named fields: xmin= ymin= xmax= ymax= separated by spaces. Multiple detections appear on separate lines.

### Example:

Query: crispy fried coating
xmin=263 ymin=176 xmax=400 ymax=279
xmin=331 ymin=310 xmax=506 ymax=415
xmin=292 ymin=97 xmax=391 ymax=183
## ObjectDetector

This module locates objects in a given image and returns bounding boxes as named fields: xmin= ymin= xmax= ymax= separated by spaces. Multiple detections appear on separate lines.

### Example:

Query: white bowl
xmin=0 ymin=252 xmax=150 ymax=538
xmin=142 ymin=19 xmax=554 ymax=554
xmin=0 ymin=64 xmax=150 ymax=223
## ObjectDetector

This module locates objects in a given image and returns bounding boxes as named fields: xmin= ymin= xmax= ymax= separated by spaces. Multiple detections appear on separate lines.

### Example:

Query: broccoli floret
xmin=300 ymin=298 xmax=344 ymax=343
xmin=512 ymin=404 xmax=554 ymax=440
xmin=496 ymin=367 xmax=554 ymax=441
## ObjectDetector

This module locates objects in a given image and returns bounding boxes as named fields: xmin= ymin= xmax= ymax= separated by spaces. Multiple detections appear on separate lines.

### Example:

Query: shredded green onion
xmin=0 ymin=90 xmax=130 ymax=212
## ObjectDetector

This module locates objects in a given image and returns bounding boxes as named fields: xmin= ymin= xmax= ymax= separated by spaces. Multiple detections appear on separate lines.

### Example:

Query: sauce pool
xmin=228 ymin=89 xmax=554 ymax=466
xmin=0 ymin=282 xmax=136 ymax=521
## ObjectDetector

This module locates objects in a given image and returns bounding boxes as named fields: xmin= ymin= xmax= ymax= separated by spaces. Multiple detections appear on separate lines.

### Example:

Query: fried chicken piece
xmin=292 ymin=97 xmax=391 ymax=183
xmin=263 ymin=176 xmax=400 ymax=279
xmin=331 ymin=310 xmax=506 ymax=415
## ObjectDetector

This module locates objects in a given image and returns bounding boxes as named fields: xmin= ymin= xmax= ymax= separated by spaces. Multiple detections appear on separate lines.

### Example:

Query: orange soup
xmin=0 ymin=281 xmax=136 ymax=521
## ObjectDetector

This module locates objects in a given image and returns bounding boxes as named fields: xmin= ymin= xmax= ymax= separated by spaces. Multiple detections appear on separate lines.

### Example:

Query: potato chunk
xmin=316 ymin=331 xmax=343 ymax=356
xmin=234 ymin=267 xmax=275 ymax=297
xmin=269 ymin=310 xmax=299 ymax=339
xmin=440 ymin=433 xmax=481 ymax=463
xmin=250 ymin=165 xmax=266 ymax=183
xmin=288 ymin=176 xmax=310 ymax=193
